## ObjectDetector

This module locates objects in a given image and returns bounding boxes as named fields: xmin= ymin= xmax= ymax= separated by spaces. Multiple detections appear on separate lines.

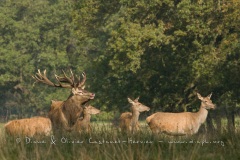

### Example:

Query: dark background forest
xmin=0 ymin=0 xmax=239 ymax=132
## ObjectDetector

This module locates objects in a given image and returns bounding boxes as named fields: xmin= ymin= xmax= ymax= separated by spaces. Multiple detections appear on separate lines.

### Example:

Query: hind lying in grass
xmin=4 ymin=117 xmax=52 ymax=137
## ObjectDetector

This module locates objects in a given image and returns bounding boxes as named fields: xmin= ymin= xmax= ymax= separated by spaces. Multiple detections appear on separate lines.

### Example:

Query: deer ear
xmin=197 ymin=93 xmax=203 ymax=100
xmin=207 ymin=93 xmax=212 ymax=99
xmin=81 ymin=85 xmax=85 ymax=89
xmin=134 ymin=97 xmax=140 ymax=102
xmin=128 ymin=98 xmax=134 ymax=104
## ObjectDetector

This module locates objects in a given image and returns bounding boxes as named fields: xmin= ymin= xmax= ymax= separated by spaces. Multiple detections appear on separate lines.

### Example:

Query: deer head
xmin=84 ymin=105 xmax=101 ymax=115
xmin=197 ymin=93 xmax=216 ymax=110
xmin=128 ymin=97 xmax=150 ymax=112
xmin=33 ymin=69 xmax=95 ymax=103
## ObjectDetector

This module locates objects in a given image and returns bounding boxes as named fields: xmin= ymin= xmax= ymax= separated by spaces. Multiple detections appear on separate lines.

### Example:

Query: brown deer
xmin=32 ymin=69 xmax=95 ymax=135
xmin=50 ymin=101 xmax=100 ymax=133
xmin=4 ymin=117 xmax=52 ymax=137
xmin=119 ymin=97 xmax=150 ymax=133
xmin=73 ymin=105 xmax=100 ymax=134
xmin=146 ymin=93 xmax=216 ymax=136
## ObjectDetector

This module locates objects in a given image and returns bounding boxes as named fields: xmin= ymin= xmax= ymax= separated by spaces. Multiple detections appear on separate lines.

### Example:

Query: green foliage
xmin=0 ymin=0 xmax=89 ymax=118
xmin=0 ymin=0 xmax=239 ymax=119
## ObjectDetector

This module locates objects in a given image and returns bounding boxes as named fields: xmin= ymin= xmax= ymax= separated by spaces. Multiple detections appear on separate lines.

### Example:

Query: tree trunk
xmin=206 ymin=113 xmax=216 ymax=133
xmin=6 ymin=109 xmax=9 ymax=122
xmin=212 ymin=108 xmax=223 ymax=133
xmin=214 ymin=114 xmax=222 ymax=133
xmin=226 ymin=110 xmax=235 ymax=132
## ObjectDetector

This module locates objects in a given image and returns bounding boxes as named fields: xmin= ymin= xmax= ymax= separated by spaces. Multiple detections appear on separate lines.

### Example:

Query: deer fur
xmin=146 ymin=93 xmax=216 ymax=136
xmin=119 ymin=97 xmax=150 ymax=133
xmin=50 ymin=100 xmax=64 ymax=111
xmin=4 ymin=117 xmax=52 ymax=137
xmin=73 ymin=105 xmax=100 ymax=133
xmin=49 ymin=96 xmax=94 ymax=135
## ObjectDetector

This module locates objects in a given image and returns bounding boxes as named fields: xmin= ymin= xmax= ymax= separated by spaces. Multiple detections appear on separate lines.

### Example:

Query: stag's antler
xmin=32 ymin=69 xmax=59 ymax=87
xmin=32 ymin=69 xmax=73 ymax=88
xmin=32 ymin=69 xmax=86 ymax=88
xmin=77 ymin=72 xmax=86 ymax=88
xmin=54 ymin=69 xmax=76 ymax=88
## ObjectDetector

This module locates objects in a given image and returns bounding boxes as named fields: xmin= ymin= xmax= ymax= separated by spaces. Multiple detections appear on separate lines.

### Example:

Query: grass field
xmin=0 ymin=121 xmax=240 ymax=160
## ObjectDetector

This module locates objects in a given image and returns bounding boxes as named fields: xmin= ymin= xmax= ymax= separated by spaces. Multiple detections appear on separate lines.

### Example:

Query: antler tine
xmin=78 ymin=72 xmax=86 ymax=87
xmin=63 ymin=70 xmax=72 ymax=83
xmin=32 ymin=69 xmax=56 ymax=87
xmin=54 ymin=70 xmax=75 ymax=87
xmin=54 ymin=74 xmax=72 ymax=88
xmin=69 ymin=69 xmax=75 ymax=85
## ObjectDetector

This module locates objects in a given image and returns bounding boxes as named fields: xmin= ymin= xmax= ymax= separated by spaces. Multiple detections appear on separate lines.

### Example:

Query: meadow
xmin=0 ymin=121 xmax=240 ymax=160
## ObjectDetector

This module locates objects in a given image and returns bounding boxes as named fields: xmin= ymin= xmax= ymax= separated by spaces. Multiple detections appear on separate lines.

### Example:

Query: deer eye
xmin=78 ymin=90 xmax=83 ymax=95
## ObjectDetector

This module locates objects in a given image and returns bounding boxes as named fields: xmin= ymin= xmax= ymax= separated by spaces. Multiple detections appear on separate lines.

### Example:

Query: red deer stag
xmin=146 ymin=93 xmax=216 ymax=136
xmin=32 ymin=69 xmax=95 ymax=135
xmin=4 ymin=117 xmax=52 ymax=137
xmin=119 ymin=97 xmax=150 ymax=134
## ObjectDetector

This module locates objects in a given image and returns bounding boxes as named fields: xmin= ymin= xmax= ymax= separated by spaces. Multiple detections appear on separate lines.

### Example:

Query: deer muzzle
xmin=89 ymin=93 xmax=95 ymax=99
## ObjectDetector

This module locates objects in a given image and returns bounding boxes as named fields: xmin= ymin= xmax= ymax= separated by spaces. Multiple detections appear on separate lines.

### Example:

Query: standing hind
xmin=120 ymin=97 xmax=150 ymax=133
xmin=146 ymin=93 xmax=215 ymax=135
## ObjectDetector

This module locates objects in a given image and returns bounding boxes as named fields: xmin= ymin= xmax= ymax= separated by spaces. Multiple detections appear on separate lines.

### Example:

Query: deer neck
xmin=196 ymin=103 xmax=209 ymax=124
xmin=131 ymin=107 xmax=140 ymax=125
xmin=62 ymin=96 xmax=83 ymax=127
xmin=82 ymin=112 xmax=91 ymax=122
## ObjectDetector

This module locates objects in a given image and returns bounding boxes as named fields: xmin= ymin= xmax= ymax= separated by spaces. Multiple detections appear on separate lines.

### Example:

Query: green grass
xmin=0 ymin=123 xmax=4 ymax=137
xmin=0 ymin=121 xmax=240 ymax=160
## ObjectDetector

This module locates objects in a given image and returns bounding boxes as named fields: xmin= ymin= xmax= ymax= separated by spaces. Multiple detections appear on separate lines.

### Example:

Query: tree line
xmin=0 ymin=0 xmax=239 ymax=132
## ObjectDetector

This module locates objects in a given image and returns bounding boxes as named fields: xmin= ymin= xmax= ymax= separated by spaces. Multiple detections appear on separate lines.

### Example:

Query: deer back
xmin=4 ymin=117 xmax=52 ymax=137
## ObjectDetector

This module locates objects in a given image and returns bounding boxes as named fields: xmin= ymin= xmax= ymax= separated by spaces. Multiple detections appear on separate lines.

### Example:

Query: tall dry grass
xmin=0 ymin=121 xmax=239 ymax=160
